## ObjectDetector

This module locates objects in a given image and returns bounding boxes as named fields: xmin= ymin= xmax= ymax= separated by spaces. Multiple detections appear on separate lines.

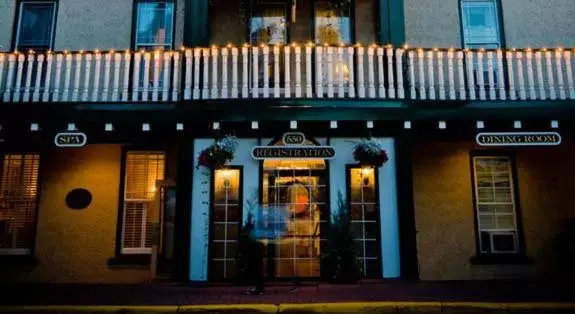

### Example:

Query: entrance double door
xmin=261 ymin=169 xmax=328 ymax=279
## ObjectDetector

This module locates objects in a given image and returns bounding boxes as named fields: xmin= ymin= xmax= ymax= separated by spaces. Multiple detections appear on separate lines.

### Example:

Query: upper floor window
xmin=471 ymin=156 xmax=521 ymax=255
xmin=314 ymin=0 xmax=352 ymax=45
xmin=460 ymin=0 xmax=501 ymax=49
xmin=14 ymin=1 xmax=57 ymax=51
xmin=0 ymin=153 xmax=40 ymax=255
xmin=134 ymin=1 xmax=175 ymax=50
xmin=249 ymin=1 xmax=288 ymax=45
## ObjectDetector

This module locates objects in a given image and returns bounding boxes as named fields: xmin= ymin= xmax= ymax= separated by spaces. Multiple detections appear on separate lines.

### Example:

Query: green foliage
xmin=321 ymin=191 xmax=362 ymax=283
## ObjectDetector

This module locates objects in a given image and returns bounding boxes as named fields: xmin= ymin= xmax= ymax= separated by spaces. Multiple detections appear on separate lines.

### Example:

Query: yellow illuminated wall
xmin=413 ymin=139 xmax=575 ymax=280
xmin=0 ymin=144 xmax=175 ymax=283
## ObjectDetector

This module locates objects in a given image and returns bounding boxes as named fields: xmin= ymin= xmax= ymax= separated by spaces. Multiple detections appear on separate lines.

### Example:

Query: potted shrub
xmin=321 ymin=191 xmax=362 ymax=283
xmin=196 ymin=135 xmax=238 ymax=169
xmin=352 ymin=137 xmax=389 ymax=168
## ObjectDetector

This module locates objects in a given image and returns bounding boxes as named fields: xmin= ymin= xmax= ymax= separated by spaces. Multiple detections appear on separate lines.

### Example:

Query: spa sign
xmin=251 ymin=132 xmax=336 ymax=160
xmin=54 ymin=132 xmax=88 ymax=147
xmin=476 ymin=132 xmax=562 ymax=146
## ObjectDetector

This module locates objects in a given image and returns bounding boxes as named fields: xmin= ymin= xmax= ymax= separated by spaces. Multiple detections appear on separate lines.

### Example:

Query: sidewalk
xmin=0 ymin=281 xmax=574 ymax=313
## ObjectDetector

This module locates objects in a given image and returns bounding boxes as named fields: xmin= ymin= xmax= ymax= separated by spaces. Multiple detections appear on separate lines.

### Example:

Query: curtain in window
xmin=0 ymin=154 xmax=40 ymax=255
xmin=314 ymin=1 xmax=351 ymax=45
xmin=135 ymin=2 xmax=175 ymax=49
xmin=17 ymin=3 xmax=56 ymax=49
xmin=121 ymin=152 xmax=166 ymax=254
xmin=249 ymin=4 xmax=287 ymax=45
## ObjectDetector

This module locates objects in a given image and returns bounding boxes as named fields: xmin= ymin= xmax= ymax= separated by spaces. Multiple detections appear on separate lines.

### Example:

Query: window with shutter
xmin=0 ymin=153 xmax=40 ymax=255
xmin=121 ymin=151 xmax=166 ymax=254
xmin=472 ymin=156 xmax=520 ymax=254
xmin=347 ymin=167 xmax=382 ymax=278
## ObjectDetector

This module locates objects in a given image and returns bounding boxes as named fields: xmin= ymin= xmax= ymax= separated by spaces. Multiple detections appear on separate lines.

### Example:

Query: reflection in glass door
xmin=261 ymin=169 xmax=327 ymax=278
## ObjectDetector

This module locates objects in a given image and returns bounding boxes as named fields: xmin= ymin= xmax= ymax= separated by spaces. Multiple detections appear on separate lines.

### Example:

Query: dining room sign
xmin=476 ymin=132 xmax=562 ymax=146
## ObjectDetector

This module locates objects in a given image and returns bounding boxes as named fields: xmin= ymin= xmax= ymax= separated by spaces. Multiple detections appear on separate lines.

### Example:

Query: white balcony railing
xmin=0 ymin=46 xmax=574 ymax=103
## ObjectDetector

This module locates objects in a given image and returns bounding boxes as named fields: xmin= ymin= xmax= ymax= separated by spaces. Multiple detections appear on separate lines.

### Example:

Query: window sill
xmin=470 ymin=254 xmax=534 ymax=265
xmin=107 ymin=255 xmax=151 ymax=269
xmin=0 ymin=255 xmax=38 ymax=267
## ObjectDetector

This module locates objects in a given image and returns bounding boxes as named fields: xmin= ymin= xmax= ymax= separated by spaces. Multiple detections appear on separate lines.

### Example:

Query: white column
xmin=71 ymin=53 xmax=82 ymax=101
xmin=221 ymin=47 xmax=229 ymax=99
xmin=112 ymin=53 xmax=122 ymax=101
xmin=231 ymin=47 xmax=239 ymax=98
xmin=525 ymin=50 xmax=537 ymax=100
xmin=417 ymin=49 xmax=426 ymax=99
xmin=367 ymin=46 xmax=375 ymax=98
xmin=82 ymin=53 xmax=92 ymax=102
xmin=437 ymin=50 xmax=445 ymax=100
xmin=162 ymin=52 xmax=171 ymax=101
xmin=315 ymin=46 xmax=324 ymax=98
xmin=32 ymin=54 xmax=44 ymax=102
xmin=476 ymin=50 xmax=486 ymax=100
xmin=295 ymin=46 xmax=302 ymax=98
xmin=284 ymin=45 xmax=291 ymax=98
xmin=447 ymin=49 xmax=456 ymax=100
xmin=22 ymin=53 xmax=35 ymax=102
xmin=427 ymin=50 xmax=436 ymax=100
xmin=171 ymin=52 xmax=181 ymax=101
xmin=122 ymin=51 xmax=131 ymax=101
xmin=42 ymin=53 xmax=53 ymax=102
xmin=408 ymin=50 xmax=416 ymax=99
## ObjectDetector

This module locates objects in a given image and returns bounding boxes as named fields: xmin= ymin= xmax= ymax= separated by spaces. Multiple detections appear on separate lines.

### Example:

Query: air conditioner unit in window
xmin=490 ymin=231 xmax=517 ymax=254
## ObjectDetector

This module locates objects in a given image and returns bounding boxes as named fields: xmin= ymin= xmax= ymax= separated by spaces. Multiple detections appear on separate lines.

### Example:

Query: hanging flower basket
xmin=196 ymin=135 xmax=238 ymax=169
xmin=352 ymin=137 xmax=389 ymax=168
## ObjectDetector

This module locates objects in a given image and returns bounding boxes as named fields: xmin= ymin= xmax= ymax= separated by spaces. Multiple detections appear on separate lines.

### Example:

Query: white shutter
xmin=473 ymin=156 xmax=519 ymax=254
xmin=121 ymin=151 xmax=165 ymax=254
xmin=0 ymin=154 xmax=40 ymax=255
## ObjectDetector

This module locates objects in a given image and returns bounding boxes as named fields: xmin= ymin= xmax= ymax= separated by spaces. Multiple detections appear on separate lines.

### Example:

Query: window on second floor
xmin=461 ymin=0 xmax=501 ymax=49
xmin=249 ymin=1 xmax=288 ymax=45
xmin=314 ymin=0 xmax=352 ymax=46
xmin=14 ymin=1 xmax=57 ymax=51
xmin=134 ymin=1 xmax=175 ymax=50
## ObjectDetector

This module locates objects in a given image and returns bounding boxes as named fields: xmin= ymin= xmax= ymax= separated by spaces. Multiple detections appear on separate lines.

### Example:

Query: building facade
xmin=0 ymin=0 xmax=574 ymax=283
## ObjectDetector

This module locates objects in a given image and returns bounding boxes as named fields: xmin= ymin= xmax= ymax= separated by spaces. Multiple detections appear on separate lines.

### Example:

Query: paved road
xmin=0 ymin=280 xmax=573 ymax=306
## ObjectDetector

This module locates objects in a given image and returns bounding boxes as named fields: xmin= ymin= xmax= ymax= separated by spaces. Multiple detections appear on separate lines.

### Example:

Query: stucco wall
xmin=0 ymin=0 xmax=15 ymax=51
xmin=0 ymin=145 xmax=147 ymax=283
xmin=404 ymin=0 xmax=462 ymax=48
xmin=404 ymin=0 xmax=575 ymax=48
xmin=501 ymin=0 xmax=575 ymax=48
xmin=413 ymin=139 xmax=575 ymax=280
xmin=0 ymin=0 xmax=186 ymax=51
xmin=0 ymin=144 xmax=179 ymax=283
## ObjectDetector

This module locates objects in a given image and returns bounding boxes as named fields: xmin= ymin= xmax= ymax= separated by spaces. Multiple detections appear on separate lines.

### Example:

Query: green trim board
xmin=378 ymin=0 xmax=405 ymax=45
xmin=184 ymin=0 xmax=209 ymax=47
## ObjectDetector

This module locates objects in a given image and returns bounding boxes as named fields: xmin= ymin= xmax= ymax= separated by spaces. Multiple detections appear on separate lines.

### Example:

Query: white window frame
xmin=472 ymin=156 xmax=520 ymax=255
xmin=120 ymin=151 xmax=166 ymax=255
xmin=461 ymin=0 xmax=502 ymax=88
xmin=14 ymin=1 xmax=57 ymax=51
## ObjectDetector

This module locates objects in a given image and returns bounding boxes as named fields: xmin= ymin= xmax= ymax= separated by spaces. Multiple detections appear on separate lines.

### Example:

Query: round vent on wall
xmin=65 ymin=188 xmax=92 ymax=210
